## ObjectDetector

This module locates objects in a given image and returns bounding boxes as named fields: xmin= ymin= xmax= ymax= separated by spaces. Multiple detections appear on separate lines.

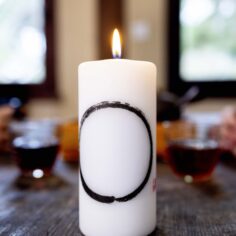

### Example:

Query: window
xmin=0 ymin=0 xmax=56 ymax=98
xmin=168 ymin=0 xmax=236 ymax=97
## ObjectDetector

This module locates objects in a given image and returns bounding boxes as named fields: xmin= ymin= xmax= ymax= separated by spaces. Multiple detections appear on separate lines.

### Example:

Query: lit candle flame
xmin=112 ymin=28 xmax=122 ymax=58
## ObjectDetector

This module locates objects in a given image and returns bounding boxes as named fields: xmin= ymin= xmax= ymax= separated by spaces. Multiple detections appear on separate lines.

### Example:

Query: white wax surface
xmin=81 ymin=108 xmax=150 ymax=197
xmin=79 ymin=59 xmax=156 ymax=236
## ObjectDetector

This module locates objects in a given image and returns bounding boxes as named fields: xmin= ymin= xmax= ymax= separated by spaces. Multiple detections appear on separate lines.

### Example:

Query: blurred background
xmin=0 ymin=0 xmax=236 ymax=231
xmin=1 ymin=0 xmax=236 ymax=120
xmin=0 ymin=0 xmax=236 ymax=160
xmin=0 ymin=0 xmax=236 ymax=236
xmin=1 ymin=1 xmax=236 ymax=232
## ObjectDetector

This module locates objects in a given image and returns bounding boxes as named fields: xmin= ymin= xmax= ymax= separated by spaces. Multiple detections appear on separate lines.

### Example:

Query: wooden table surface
xmin=1 ymin=159 xmax=236 ymax=236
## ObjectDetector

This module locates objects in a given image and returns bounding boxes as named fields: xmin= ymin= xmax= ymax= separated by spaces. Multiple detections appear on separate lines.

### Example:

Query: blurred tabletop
xmin=0 ymin=159 xmax=79 ymax=236
xmin=1 ymin=159 xmax=236 ymax=235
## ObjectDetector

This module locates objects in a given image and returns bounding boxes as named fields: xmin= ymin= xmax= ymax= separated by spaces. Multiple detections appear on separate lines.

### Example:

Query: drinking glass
xmin=12 ymin=120 xmax=59 ymax=178
xmin=164 ymin=121 xmax=220 ymax=183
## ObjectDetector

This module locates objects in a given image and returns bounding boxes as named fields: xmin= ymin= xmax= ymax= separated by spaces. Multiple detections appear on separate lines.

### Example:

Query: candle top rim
xmin=79 ymin=59 xmax=156 ymax=70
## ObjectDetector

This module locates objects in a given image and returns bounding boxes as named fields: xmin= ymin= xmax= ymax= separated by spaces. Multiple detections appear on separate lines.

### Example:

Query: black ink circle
xmin=80 ymin=101 xmax=153 ymax=203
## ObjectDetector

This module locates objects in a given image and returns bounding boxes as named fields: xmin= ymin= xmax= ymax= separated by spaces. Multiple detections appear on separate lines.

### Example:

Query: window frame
xmin=99 ymin=0 xmax=123 ymax=59
xmin=168 ymin=0 xmax=236 ymax=98
xmin=0 ymin=0 xmax=57 ymax=99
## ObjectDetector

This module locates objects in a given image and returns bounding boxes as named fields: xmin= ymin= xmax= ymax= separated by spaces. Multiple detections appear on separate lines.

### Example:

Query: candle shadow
xmin=149 ymin=227 xmax=166 ymax=236
xmin=79 ymin=227 xmax=166 ymax=236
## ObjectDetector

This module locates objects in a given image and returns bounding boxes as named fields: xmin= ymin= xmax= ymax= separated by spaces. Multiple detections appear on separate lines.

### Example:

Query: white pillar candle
xmin=78 ymin=31 xmax=156 ymax=236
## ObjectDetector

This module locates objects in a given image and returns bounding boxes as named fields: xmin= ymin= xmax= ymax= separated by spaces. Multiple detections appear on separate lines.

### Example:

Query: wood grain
xmin=0 ymin=161 xmax=79 ymax=236
xmin=156 ymin=164 xmax=236 ymax=236
xmin=1 ymin=159 xmax=236 ymax=235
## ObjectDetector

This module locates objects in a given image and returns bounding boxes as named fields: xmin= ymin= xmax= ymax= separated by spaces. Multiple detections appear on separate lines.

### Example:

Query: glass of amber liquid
xmin=13 ymin=121 xmax=59 ymax=178
xmin=164 ymin=122 xmax=220 ymax=183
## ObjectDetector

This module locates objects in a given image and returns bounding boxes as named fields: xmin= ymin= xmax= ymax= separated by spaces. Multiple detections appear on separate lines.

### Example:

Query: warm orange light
xmin=112 ymin=28 xmax=122 ymax=58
